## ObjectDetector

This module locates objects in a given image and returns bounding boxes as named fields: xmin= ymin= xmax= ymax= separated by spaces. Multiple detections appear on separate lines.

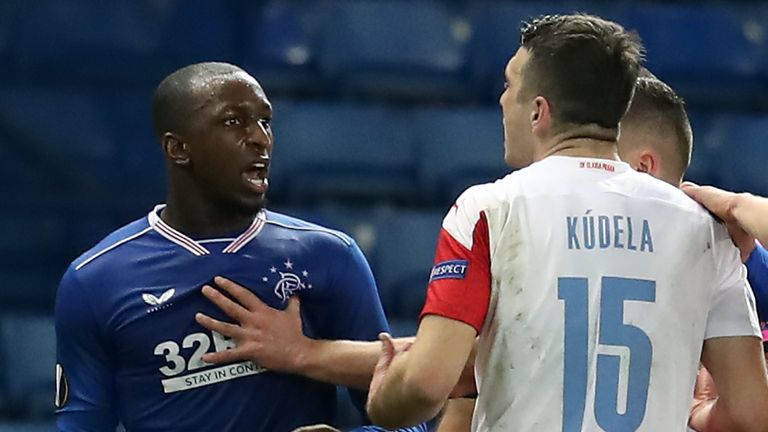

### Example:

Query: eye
xmin=259 ymin=118 xmax=271 ymax=129
xmin=503 ymin=82 xmax=510 ymax=90
xmin=223 ymin=116 xmax=241 ymax=127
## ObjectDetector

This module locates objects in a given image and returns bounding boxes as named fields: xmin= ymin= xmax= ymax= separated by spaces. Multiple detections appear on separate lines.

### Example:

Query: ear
xmin=531 ymin=96 xmax=551 ymax=136
xmin=634 ymin=150 xmax=659 ymax=177
xmin=162 ymin=133 xmax=190 ymax=166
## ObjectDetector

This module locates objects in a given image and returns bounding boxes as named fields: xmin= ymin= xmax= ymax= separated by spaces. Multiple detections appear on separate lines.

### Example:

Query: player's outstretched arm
xmin=683 ymin=183 xmax=768 ymax=246
xmin=366 ymin=315 xmax=476 ymax=429
xmin=690 ymin=336 xmax=768 ymax=432
xmin=196 ymin=276 xmax=412 ymax=390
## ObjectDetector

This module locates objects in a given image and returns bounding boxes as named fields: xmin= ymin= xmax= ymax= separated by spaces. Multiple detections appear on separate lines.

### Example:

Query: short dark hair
xmin=152 ymin=62 xmax=246 ymax=137
xmin=623 ymin=76 xmax=693 ymax=175
xmin=519 ymin=14 xmax=644 ymax=129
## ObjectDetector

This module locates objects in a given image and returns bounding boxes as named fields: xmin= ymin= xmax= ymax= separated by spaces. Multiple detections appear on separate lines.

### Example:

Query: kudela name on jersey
xmin=566 ymin=212 xmax=654 ymax=252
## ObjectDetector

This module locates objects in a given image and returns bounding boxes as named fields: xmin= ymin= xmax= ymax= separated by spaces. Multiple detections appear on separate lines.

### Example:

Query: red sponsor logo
xmin=579 ymin=161 xmax=615 ymax=172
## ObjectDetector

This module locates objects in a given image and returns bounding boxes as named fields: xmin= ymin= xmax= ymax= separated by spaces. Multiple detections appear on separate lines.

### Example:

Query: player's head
xmin=499 ymin=14 xmax=643 ymax=168
xmin=152 ymin=62 xmax=273 ymax=215
xmin=618 ymin=73 xmax=692 ymax=186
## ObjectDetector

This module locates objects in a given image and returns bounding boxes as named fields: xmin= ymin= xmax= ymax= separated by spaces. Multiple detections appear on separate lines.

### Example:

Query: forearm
xmin=732 ymin=193 xmax=768 ymax=247
xmin=368 ymin=351 xmax=444 ymax=429
xmin=297 ymin=339 xmax=381 ymax=390
xmin=690 ymin=398 xmax=759 ymax=432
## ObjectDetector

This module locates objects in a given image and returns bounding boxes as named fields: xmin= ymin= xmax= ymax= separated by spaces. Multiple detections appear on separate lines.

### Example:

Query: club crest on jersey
xmin=430 ymin=260 xmax=469 ymax=282
xmin=261 ymin=259 xmax=312 ymax=301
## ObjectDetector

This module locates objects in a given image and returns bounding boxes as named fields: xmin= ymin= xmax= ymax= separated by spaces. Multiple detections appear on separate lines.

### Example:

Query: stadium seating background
xmin=2 ymin=0 xmax=767 ymax=428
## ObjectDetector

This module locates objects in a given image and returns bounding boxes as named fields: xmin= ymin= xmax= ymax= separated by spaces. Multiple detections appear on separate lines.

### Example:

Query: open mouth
xmin=243 ymin=163 xmax=269 ymax=194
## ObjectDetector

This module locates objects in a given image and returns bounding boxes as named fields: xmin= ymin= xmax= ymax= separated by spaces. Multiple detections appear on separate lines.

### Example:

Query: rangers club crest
xmin=262 ymin=259 xmax=312 ymax=301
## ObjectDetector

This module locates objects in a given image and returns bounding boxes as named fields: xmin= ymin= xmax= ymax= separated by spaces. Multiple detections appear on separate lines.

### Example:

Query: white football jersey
xmin=421 ymin=156 xmax=760 ymax=432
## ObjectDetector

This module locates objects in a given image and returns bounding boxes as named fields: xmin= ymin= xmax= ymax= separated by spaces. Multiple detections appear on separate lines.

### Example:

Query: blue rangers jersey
xmin=55 ymin=205 xmax=394 ymax=431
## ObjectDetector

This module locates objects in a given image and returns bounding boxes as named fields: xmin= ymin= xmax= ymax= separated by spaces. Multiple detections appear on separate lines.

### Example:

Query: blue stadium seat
xmin=242 ymin=1 xmax=324 ymax=97
xmin=413 ymin=107 xmax=509 ymax=205
xmin=0 ymin=1 xmax=15 ymax=81
xmin=103 ymin=90 xmax=166 ymax=212
xmin=270 ymin=204 xmax=382 ymax=259
xmin=0 ymin=422 xmax=56 ymax=432
xmin=0 ymin=212 xmax=68 ymax=310
xmin=10 ymin=0 xmax=172 ymax=86
xmin=388 ymin=318 xmax=418 ymax=338
xmin=618 ymin=4 xmax=768 ymax=109
xmin=373 ymin=209 xmax=443 ymax=319
xmin=318 ymin=0 xmax=470 ymax=101
xmin=0 ymin=314 xmax=56 ymax=419
xmin=0 ymin=262 xmax=62 ymax=311
xmin=157 ymin=0 xmax=238 ymax=67
xmin=707 ymin=114 xmax=768 ymax=195
xmin=0 ymin=88 xmax=116 ymax=193
xmin=0 ymin=127 xmax=38 ymax=196
xmin=0 ymin=215 xmax=66 ymax=258
xmin=466 ymin=2 xmax=582 ymax=99
xmin=682 ymin=111 xmax=720 ymax=186
xmin=269 ymin=102 xmax=417 ymax=204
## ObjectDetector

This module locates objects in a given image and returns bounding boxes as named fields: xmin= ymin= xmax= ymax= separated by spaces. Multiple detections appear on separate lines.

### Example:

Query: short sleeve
xmin=55 ymin=266 xmax=118 ymax=431
xmin=420 ymin=187 xmax=492 ymax=333
xmin=705 ymin=225 xmax=761 ymax=340
xmin=302 ymin=239 xmax=390 ymax=424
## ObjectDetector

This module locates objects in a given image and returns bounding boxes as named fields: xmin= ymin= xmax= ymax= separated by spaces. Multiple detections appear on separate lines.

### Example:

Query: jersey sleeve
xmin=746 ymin=243 xmax=768 ymax=321
xmin=705 ymin=224 xmax=762 ymax=340
xmin=55 ymin=265 xmax=118 ymax=431
xmin=318 ymin=239 xmax=390 ymax=341
xmin=306 ymin=239 xmax=391 ymax=424
xmin=420 ymin=187 xmax=492 ymax=333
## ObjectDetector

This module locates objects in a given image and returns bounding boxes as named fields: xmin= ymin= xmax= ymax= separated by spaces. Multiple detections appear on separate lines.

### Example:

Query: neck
xmin=536 ymin=124 xmax=620 ymax=163
xmin=161 ymin=182 xmax=257 ymax=238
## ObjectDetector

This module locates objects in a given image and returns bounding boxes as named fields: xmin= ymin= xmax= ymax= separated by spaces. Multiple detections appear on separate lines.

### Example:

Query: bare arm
xmin=436 ymin=398 xmax=474 ymax=432
xmin=366 ymin=315 xmax=476 ymax=429
xmin=683 ymin=184 xmax=768 ymax=246
xmin=690 ymin=336 xmax=768 ymax=431
xmin=196 ymin=277 xmax=412 ymax=390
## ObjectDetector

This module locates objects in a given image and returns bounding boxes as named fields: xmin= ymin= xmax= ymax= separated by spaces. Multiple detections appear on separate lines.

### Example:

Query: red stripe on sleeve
xmin=420 ymin=212 xmax=491 ymax=333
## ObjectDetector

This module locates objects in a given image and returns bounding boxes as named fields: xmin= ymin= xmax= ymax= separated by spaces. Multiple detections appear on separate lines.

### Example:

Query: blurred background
xmin=1 ymin=0 xmax=767 ymax=429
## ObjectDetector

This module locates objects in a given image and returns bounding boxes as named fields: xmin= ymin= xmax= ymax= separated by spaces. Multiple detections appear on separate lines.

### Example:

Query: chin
xmin=231 ymin=195 xmax=268 ymax=216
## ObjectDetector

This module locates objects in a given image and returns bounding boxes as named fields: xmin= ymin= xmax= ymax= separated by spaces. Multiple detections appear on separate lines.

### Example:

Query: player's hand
xmin=688 ymin=367 xmax=719 ymax=431
xmin=291 ymin=425 xmax=341 ymax=432
xmin=195 ymin=276 xmax=310 ymax=373
xmin=681 ymin=182 xmax=739 ymax=223
xmin=366 ymin=332 xmax=409 ymax=414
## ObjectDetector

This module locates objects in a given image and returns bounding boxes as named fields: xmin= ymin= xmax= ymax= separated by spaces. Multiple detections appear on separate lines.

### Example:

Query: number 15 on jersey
xmin=558 ymin=276 xmax=656 ymax=432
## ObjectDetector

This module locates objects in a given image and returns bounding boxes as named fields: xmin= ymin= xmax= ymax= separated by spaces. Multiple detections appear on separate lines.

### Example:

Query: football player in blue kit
xmin=55 ymin=62 xmax=423 ymax=432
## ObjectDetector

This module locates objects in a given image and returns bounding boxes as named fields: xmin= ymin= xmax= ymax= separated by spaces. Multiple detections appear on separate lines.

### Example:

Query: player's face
xmin=184 ymin=72 xmax=273 ymax=214
xmin=499 ymin=47 xmax=536 ymax=168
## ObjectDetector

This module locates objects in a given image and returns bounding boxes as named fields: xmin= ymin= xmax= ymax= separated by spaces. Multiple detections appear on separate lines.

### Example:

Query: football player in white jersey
xmin=366 ymin=13 xmax=768 ymax=432
xmin=434 ymin=73 xmax=768 ymax=432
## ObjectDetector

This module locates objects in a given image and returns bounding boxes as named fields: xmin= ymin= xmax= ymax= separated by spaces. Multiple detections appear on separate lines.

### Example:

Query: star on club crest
xmin=262 ymin=259 xmax=312 ymax=301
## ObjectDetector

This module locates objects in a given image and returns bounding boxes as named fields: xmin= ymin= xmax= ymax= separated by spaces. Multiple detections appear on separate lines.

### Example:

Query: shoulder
xmin=71 ymin=217 xmax=152 ymax=273
xmin=454 ymin=176 xmax=515 ymax=214
xmin=264 ymin=210 xmax=355 ymax=250
xmin=624 ymin=172 xmax=712 ymax=219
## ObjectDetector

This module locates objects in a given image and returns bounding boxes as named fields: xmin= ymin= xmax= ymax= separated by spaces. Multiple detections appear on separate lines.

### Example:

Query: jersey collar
xmin=147 ymin=204 xmax=267 ymax=256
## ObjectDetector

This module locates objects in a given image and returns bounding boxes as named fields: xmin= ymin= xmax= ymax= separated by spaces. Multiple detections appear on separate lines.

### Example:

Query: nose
xmin=246 ymin=120 xmax=273 ymax=151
